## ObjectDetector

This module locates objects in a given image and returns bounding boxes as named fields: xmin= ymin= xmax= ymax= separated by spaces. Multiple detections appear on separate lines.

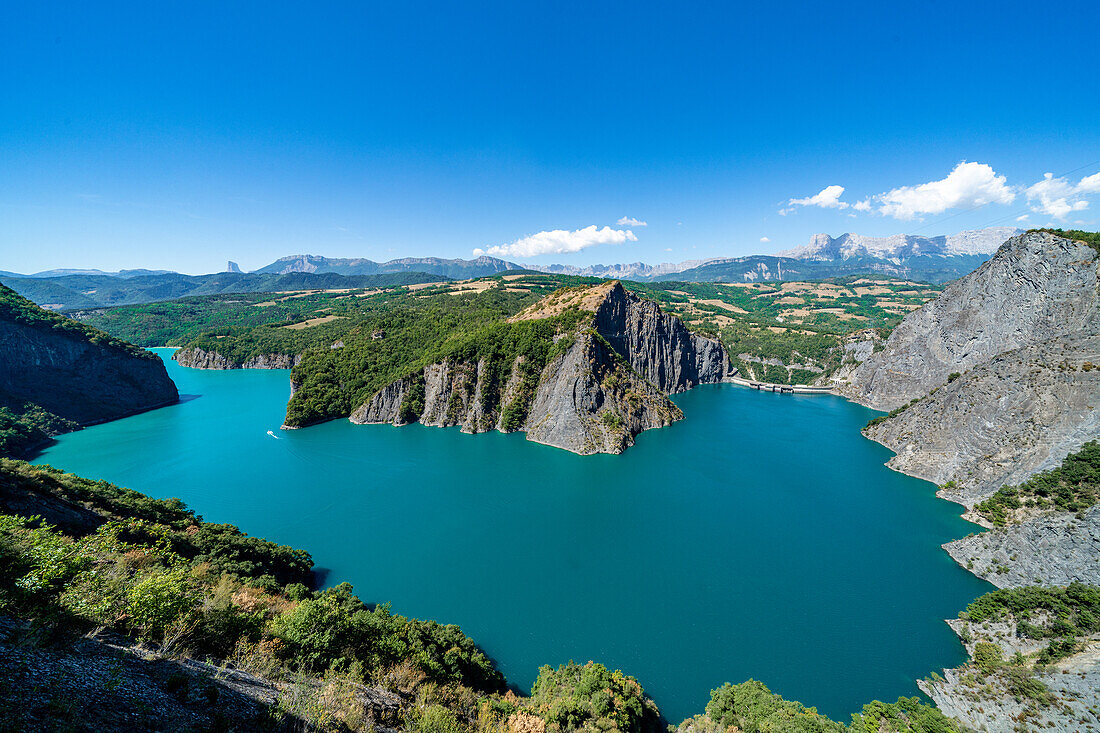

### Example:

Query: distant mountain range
xmin=254 ymin=254 xmax=523 ymax=279
xmin=4 ymin=227 xmax=1022 ymax=310
xmin=775 ymin=227 xmax=1020 ymax=260
xmin=0 ymin=271 xmax=448 ymax=311
xmin=0 ymin=268 xmax=177 ymax=279
xmin=527 ymin=227 xmax=1021 ymax=284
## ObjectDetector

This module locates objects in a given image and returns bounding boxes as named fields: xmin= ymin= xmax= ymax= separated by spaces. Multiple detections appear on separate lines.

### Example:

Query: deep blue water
xmin=33 ymin=349 xmax=990 ymax=722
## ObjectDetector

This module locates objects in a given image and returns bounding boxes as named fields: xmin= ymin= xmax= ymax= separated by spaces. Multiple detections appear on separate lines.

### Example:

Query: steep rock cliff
xmin=592 ymin=285 xmax=728 ymax=393
xmin=842 ymin=232 xmax=1100 ymax=598
xmin=0 ymin=285 xmax=178 ymax=451
xmin=348 ymin=282 xmax=726 ymax=454
xmin=173 ymin=347 xmax=301 ymax=370
xmin=839 ymin=231 xmax=1100 ymax=412
xmin=864 ymin=334 xmax=1100 ymax=505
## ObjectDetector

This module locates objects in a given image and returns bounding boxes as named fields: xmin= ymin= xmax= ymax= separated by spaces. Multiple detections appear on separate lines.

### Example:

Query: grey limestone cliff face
xmin=839 ymin=231 xmax=1100 ymax=412
xmin=349 ymin=282 xmax=726 ymax=454
xmin=864 ymin=334 xmax=1100 ymax=505
xmin=943 ymin=505 xmax=1100 ymax=589
xmin=349 ymin=358 xmax=500 ymax=432
xmin=522 ymin=332 xmax=682 ymax=454
xmin=173 ymin=347 xmax=301 ymax=370
xmin=593 ymin=283 xmax=729 ymax=393
xmin=0 ymin=318 xmax=178 ymax=427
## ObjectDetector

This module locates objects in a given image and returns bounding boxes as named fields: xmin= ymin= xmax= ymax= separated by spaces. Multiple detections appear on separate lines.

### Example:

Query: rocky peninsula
xmin=347 ymin=281 xmax=730 ymax=454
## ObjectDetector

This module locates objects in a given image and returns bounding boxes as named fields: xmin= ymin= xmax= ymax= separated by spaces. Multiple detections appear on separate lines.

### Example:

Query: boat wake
xmin=266 ymin=430 xmax=279 ymax=439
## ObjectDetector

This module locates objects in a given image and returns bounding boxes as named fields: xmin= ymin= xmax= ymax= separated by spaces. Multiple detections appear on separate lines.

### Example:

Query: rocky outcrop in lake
xmin=173 ymin=347 xmax=301 ymax=370
xmin=348 ymin=281 xmax=727 ymax=454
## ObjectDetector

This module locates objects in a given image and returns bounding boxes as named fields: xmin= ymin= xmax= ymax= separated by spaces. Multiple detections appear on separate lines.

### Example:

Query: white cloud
xmin=1026 ymin=172 xmax=1098 ymax=219
xmin=473 ymin=225 xmax=637 ymax=258
xmin=1016 ymin=214 xmax=1030 ymax=221
xmin=787 ymin=185 xmax=849 ymax=211
xmin=664 ymin=247 xmax=673 ymax=252
xmin=617 ymin=216 xmax=647 ymax=227
xmin=853 ymin=199 xmax=872 ymax=212
xmin=873 ymin=162 xmax=1015 ymax=220
xmin=759 ymin=236 xmax=770 ymax=242
xmin=1079 ymin=172 xmax=1100 ymax=194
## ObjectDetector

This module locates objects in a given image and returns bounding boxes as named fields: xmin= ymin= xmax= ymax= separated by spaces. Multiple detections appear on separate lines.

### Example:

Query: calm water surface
xmin=34 ymin=349 xmax=991 ymax=722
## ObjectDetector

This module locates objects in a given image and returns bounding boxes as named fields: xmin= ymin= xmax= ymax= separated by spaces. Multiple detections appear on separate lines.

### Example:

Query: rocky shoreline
xmin=172 ymin=346 xmax=302 ymax=370
xmin=835 ymin=231 xmax=1100 ymax=731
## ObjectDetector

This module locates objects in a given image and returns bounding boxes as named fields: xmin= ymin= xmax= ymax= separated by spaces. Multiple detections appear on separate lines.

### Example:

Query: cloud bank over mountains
xmin=782 ymin=161 xmax=1099 ymax=222
xmin=473 ymin=225 xmax=638 ymax=258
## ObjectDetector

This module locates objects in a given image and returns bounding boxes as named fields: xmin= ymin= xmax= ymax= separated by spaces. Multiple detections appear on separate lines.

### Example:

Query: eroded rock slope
xmin=840 ymin=230 xmax=1100 ymax=412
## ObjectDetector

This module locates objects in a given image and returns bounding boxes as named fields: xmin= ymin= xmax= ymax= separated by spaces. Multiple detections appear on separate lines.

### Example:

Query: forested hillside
xmin=0 ymin=285 xmax=177 ymax=457
xmin=75 ymin=273 xmax=941 ymax=390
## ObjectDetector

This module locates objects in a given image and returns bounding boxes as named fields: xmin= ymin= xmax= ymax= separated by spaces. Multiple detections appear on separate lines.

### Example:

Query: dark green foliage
xmin=704 ymin=680 xmax=846 ymax=733
xmin=963 ymin=584 xmax=1100 ymax=663
xmin=946 ymin=372 xmax=961 ymax=383
xmin=0 ymin=459 xmax=313 ymax=589
xmin=0 ymin=284 xmax=150 ymax=357
xmin=283 ymin=291 xmax=587 ymax=428
xmin=271 ymin=582 xmax=504 ymax=691
xmin=849 ymin=696 xmax=963 ymax=733
xmin=0 ymin=464 xmax=505 ymax=696
xmin=399 ymin=376 xmax=427 ymax=424
xmin=0 ymin=404 xmax=76 ymax=458
xmin=528 ymin=661 xmax=661 ymax=733
xmin=975 ymin=441 xmax=1100 ymax=525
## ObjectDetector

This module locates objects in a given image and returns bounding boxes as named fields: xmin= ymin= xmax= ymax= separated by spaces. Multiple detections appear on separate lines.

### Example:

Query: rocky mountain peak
xmin=839 ymin=230 xmax=1100 ymax=412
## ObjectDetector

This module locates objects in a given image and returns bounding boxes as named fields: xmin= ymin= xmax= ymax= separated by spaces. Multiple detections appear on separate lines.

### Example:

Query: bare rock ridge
xmin=0 ymin=284 xmax=178 ymax=437
xmin=836 ymin=230 xmax=1100 ymax=587
xmin=844 ymin=231 xmax=1100 ymax=504
xmin=348 ymin=281 xmax=729 ymax=454
xmin=839 ymin=230 xmax=1100 ymax=412
xmin=837 ymin=231 xmax=1100 ymax=728
xmin=865 ymin=334 xmax=1100 ymax=505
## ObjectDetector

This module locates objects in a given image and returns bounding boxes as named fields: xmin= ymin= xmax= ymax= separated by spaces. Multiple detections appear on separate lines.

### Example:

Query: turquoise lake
xmin=33 ymin=349 xmax=991 ymax=722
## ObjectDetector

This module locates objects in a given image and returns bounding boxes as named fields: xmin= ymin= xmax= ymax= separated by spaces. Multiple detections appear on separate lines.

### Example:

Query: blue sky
xmin=2 ymin=1 xmax=1099 ymax=274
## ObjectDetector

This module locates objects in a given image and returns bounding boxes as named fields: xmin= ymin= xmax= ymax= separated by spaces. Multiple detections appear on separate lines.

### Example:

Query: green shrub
xmin=976 ymin=441 xmax=1100 ymax=525
xmin=126 ymin=564 xmax=199 ymax=638
xmin=850 ymin=696 xmax=963 ymax=732
xmin=528 ymin=661 xmax=661 ymax=733
xmin=704 ymin=680 xmax=845 ymax=733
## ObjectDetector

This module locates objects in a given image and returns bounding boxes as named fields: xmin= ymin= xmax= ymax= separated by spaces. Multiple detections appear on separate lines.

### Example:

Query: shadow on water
xmin=310 ymin=567 xmax=332 ymax=589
